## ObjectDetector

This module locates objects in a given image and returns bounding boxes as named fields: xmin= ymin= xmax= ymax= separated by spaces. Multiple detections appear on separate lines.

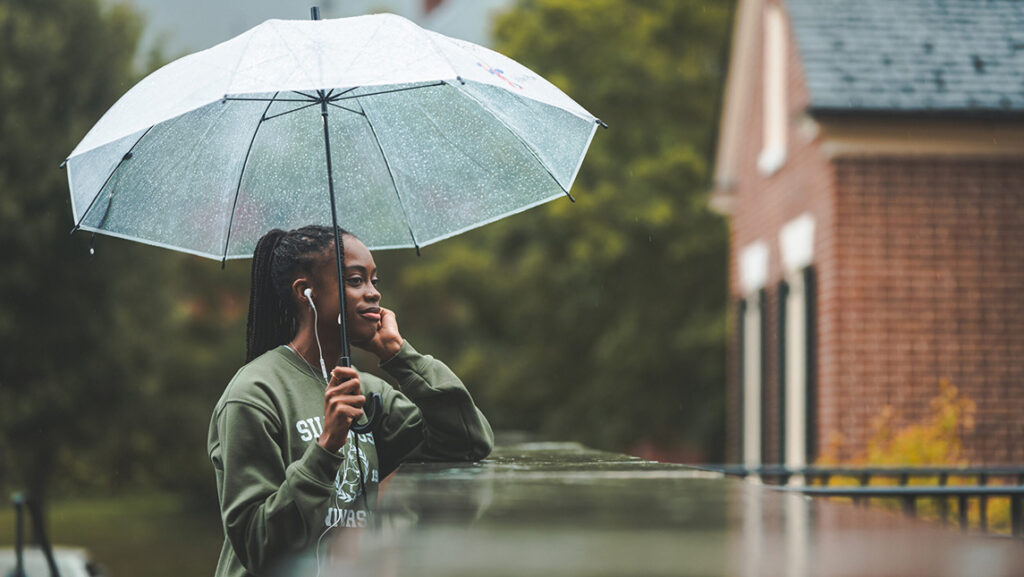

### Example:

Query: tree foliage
xmin=376 ymin=0 xmax=733 ymax=459
xmin=0 ymin=0 xmax=248 ymax=501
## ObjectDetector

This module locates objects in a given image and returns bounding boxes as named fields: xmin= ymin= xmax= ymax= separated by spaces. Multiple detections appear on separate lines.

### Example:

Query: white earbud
xmin=301 ymin=287 xmax=330 ymax=384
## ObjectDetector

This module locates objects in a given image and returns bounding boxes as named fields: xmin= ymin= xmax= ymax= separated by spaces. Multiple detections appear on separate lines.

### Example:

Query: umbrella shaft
xmin=321 ymin=93 xmax=382 ymax=435
xmin=321 ymin=98 xmax=351 ymax=368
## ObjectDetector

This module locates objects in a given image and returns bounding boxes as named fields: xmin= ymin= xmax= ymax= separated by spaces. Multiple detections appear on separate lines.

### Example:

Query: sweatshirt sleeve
xmin=210 ymin=400 xmax=341 ymax=575
xmin=372 ymin=340 xmax=494 ymax=477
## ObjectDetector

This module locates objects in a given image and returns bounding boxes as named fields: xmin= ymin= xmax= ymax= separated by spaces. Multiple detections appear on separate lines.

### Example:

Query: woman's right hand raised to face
xmin=317 ymin=366 xmax=365 ymax=453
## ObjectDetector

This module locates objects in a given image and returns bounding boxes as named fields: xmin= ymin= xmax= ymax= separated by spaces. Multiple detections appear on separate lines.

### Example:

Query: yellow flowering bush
xmin=816 ymin=381 xmax=1010 ymax=532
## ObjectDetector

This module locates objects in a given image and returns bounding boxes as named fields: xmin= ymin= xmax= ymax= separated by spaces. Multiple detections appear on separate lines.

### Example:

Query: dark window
xmin=759 ymin=288 xmax=768 ymax=465
xmin=804 ymin=265 xmax=817 ymax=464
xmin=776 ymin=280 xmax=789 ymax=465
xmin=736 ymin=298 xmax=746 ymax=462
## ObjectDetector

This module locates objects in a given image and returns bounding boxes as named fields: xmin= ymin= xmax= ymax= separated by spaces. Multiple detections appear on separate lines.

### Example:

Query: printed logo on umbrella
xmin=476 ymin=61 xmax=524 ymax=90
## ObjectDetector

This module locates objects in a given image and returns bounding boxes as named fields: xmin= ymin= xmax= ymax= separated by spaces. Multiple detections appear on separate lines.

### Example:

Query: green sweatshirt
xmin=208 ymin=341 xmax=493 ymax=577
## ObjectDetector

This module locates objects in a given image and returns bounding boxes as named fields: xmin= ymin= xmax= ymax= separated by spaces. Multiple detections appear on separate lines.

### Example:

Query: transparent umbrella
xmin=63 ymin=9 xmax=603 ymax=427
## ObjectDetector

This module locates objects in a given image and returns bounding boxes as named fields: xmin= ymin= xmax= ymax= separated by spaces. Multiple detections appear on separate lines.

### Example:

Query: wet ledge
xmin=307 ymin=442 xmax=1024 ymax=577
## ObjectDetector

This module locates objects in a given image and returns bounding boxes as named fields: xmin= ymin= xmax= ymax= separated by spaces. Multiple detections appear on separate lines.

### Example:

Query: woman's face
xmin=310 ymin=235 xmax=382 ymax=347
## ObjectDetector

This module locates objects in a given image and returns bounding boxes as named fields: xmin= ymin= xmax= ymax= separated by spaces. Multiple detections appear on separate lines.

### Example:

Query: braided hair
xmin=245 ymin=225 xmax=353 ymax=363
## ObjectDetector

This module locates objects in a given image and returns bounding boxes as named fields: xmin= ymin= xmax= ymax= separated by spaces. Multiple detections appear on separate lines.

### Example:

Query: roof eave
xmin=808 ymin=106 xmax=1024 ymax=122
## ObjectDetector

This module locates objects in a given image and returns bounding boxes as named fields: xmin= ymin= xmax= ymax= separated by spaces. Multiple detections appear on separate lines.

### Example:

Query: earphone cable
xmin=308 ymin=296 xmax=330 ymax=385
xmin=306 ymin=293 xmax=369 ymax=575
xmin=314 ymin=447 xmax=346 ymax=577
xmin=355 ymin=433 xmax=367 ymax=502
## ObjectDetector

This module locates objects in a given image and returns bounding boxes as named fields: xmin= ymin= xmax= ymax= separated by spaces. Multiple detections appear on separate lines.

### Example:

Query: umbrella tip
xmin=310 ymin=6 xmax=321 ymax=20
xmin=59 ymin=159 xmax=68 ymax=169
xmin=596 ymin=119 xmax=609 ymax=129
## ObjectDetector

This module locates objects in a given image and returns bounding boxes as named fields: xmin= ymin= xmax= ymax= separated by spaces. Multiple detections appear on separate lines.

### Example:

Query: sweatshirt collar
xmin=275 ymin=345 xmax=327 ymax=384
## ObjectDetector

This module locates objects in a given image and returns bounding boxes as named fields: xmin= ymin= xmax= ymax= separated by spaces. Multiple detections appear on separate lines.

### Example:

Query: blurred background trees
xmin=1 ymin=0 xmax=151 ymax=499
xmin=0 ymin=0 xmax=251 ymax=503
xmin=375 ymin=0 xmax=733 ymax=460
xmin=0 ymin=0 xmax=734 ymax=506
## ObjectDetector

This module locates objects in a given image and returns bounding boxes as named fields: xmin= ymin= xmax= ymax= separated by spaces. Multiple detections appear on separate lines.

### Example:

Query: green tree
xmin=0 ymin=0 xmax=142 ymax=499
xmin=376 ymin=0 xmax=733 ymax=459
xmin=0 ymin=0 xmax=249 ymax=502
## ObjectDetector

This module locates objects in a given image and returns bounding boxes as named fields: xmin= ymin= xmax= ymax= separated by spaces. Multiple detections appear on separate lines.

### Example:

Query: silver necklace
xmin=285 ymin=344 xmax=327 ymax=384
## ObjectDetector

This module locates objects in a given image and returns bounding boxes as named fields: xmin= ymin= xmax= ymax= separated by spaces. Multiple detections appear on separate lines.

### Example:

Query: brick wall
xmin=725 ymin=0 xmax=836 ymax=463
xmin=830 ymin=157 xmax=1024 ymax=464
xmin=723 ymin=0 xmax=1024 ymax=465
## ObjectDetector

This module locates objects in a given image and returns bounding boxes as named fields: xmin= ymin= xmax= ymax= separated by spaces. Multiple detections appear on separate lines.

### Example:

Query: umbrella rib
xmin=449 ymin=81 xmax=576 ymax=202
xmin=333 ymin=86 xmax=359 ymax=99
xmin=220 ymin=93 xmax=279 ymax=264
xmin=223 ymin=96 xmax=314 ymax=102
xmin=70 ymin=126 xmax=154 ymax=233
xmin=262 ymin=100 xmax=321 ymax=121
xmin=326 ymin=102 xmax=365 ymax=116
xmin=358 ymin=99 xmax=421 ymax=254
xmin=422 ymin=30 xmax=461 ymax=81
xmin=332 ymin=82 xmax=445 ymax=102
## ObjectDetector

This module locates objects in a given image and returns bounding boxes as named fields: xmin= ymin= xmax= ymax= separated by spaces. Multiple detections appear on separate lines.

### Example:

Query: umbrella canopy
xmin=64 ymin=12 xmax=602 ymax=260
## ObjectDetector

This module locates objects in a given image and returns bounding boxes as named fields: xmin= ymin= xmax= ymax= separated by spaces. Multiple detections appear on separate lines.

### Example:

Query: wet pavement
xmin=306 ymin=442 xmax=1024 ymax=576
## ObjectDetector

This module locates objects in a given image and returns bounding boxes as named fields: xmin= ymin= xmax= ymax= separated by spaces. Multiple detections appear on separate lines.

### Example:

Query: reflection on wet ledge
xmin=278 ymin=442 xmax=1024 ymax=577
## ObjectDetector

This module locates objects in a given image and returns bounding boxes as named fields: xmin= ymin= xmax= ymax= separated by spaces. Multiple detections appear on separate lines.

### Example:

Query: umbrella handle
xmin=350 ymin=392 xmax=382 ymax=434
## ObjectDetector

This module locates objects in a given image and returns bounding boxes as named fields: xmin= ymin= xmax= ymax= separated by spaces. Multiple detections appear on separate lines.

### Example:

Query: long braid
xmin=246 ymin=229 xmax=289 ymax=362
xmin=245 ymin=225 xmax=352 ymax=363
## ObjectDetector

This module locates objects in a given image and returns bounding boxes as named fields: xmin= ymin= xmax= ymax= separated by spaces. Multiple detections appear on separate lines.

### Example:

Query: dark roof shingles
xmin=786 ymin=0 xmax=1024 ymax=113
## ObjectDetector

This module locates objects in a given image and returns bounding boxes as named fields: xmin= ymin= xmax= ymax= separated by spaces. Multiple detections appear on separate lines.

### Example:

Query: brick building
xmin=712 ymin=0 xmax=1024 ymax=466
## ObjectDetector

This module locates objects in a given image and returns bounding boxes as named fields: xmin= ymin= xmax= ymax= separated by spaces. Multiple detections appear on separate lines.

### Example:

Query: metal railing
xmin=697 ymin=465 xmax=1024 ymax=536
xmin=9 ymin=492 xmax=62 ymax=577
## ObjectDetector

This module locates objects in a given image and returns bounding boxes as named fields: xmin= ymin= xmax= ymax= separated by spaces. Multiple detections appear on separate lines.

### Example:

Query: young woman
xmin=208 ymin=225 xmax=493 ymax=577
